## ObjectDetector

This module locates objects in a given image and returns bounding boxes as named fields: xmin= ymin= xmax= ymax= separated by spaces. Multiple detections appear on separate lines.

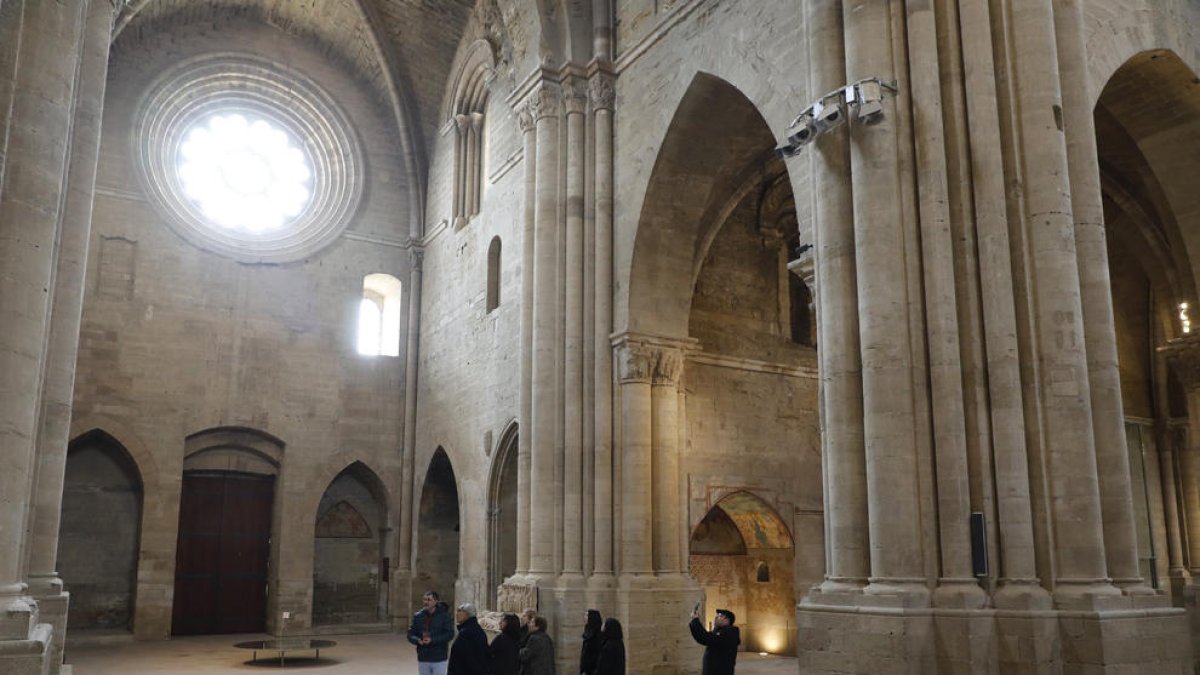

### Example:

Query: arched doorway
xmin=312 ymin=462 xmax=390 ymax=626
xmin=486 ymin=424 xmax=519 ymax=608
xmin=1096 ymin=49 xmax=1200 ymax=597
xmin=171 ymin=427 xmax=282 ymax=635
xmin=689 ymin=491 xmax=795 ymax=655
xmin=59 ymin=430 xmax=143 ymax=632
xmin=414 ymin=448 xmax=460 ymax=608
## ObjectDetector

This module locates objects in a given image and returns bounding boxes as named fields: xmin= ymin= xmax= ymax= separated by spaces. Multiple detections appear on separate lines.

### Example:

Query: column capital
xmin=454 ymin=113 xmax=471 ymax=136
xmin=526 ymin=83 xmax=561 ymax=121
xmin=788 ymin=246 xmax=816 ymax=299
xmin=1160 ymin=334 xmax=1200 ymax=391
xmin=564 ymin=83 xmax=588 ymax=116
xmin=408 ymin=247 xmax=425 ymax=272
xmin=588 ymin=74 xmax=615 ymax=111
xmin=611 ymin=333 xmax=698 ymax=385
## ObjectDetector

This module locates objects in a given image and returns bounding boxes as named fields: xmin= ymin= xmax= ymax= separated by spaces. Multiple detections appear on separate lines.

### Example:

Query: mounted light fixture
xmin=774 ymin=77 xmax=898 ymax=159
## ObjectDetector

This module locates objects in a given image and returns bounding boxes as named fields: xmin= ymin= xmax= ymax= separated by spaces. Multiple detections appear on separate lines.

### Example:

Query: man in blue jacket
xmin=408 ymin=590 xmax=456 ymax=675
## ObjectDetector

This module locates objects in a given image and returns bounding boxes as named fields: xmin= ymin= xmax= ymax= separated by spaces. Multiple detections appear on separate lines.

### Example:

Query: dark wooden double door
xmin=172 ymin=471 xmax=274 ymax=635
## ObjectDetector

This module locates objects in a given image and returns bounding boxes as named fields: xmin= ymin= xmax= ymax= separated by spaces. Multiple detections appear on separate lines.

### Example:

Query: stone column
xmin=1052 ymin=0 xmax=1150 ymax=594
xmin=452 ymin=113 xmax=469 ymax=228
xmin=467 ymin=111 xmax=484 ymax=217
xmin=613 ymin=336 xmax=653 ymax=575
xmin=651 ymin=348 xmax=683 ymax=574
xmin=589 ymin=70 xmax=616 ymax=584
xmin=1005 ymin=0 xmax=1117 ymax=605
xmin=528 ymin=82 xmax=561 ymax=577
xmin=396 ymin=246 xmax=424 ymax=605
xmin=562 ymin=80 xmax=587 ymax=577
xmin=24 ymin=0 xmax=116 ymax=669
xmin=516 ymin=105 xmax=535 ymax=576
xmin=843 ymin=0 xmax=925 ymax=596
xmin=905 ymin=0 xmax=982 ymax=607
xmin=957 ymin=0 xmax=1046 ymax=604
xmin=1160 ymin=337 xmax=1200 ymax=576
xmin=799 ymin=0 xmax=869 ymax=595
xmin=0 ymin=0 xmax=88 ymax=650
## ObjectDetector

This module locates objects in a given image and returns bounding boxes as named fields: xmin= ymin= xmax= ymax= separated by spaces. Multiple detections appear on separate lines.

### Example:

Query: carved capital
xmin=517 ymin=106 xmax=534 ymax=133
xmin=652 ymin=349 xmax=684 ymax=386
xmin=409 ymin=247 xmax=425 ymax=272
xmin=454 ymin=113 xmax=471 ymax=136
xmin=616 ymin=342 xmax=655 ymax=384
xmin=788 ymin=246 xmax=816 ymax=299
xmin=588 ymin=75 xmax=615 ymax=111
xmin=527 ymin=84 xmax=561 ymax=120
xmin=613 ymin=334 xmax=693 ymax=386
xmin=564 ymin=84 xmax=588 ymax=116
xmin=469 ymin=111 xmax=485 ymax=131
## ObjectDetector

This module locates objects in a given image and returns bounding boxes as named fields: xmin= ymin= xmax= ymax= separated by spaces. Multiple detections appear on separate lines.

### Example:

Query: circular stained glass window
xmin=178 ymin=114 xmax=313 ymax=233
xmin=136 ymin=54 xmax=363 ymax=263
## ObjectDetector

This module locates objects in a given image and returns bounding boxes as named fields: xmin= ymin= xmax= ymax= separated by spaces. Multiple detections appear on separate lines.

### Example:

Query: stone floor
xmin=65 ymin=632 xmax=799 ymax=674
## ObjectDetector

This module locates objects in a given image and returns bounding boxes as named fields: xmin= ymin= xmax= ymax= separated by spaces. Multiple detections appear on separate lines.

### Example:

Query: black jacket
xmin=489 ymin=632 xmax=521 ymax=675
xmin=449 ymin=616 xmax=490 ymax=675
xmin=579 ymin=633 xmax=602 ymax=675
xmin=688 ymin=618 xmax=739 ymax=675
xmin=407 ymin=604 xmax=456 ymax=662
xmin=595 ymin=638 xmax=625 ymax=675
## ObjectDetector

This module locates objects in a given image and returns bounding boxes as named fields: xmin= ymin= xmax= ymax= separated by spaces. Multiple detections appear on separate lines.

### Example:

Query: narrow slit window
xmin=358 ymin=273 xmax=402 ymax=357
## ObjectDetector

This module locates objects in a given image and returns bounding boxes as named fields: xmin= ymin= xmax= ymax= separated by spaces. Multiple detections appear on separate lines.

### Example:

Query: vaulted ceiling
xmin=113 ymin=0 xmax=479 ymax=172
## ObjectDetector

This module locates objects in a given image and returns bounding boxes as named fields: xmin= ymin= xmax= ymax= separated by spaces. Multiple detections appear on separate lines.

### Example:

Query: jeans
xmin=419 ymin=660 xmax=448 ymax=675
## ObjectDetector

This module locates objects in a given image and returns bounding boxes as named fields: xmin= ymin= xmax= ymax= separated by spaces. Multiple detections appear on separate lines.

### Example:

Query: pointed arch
xmin=689 ymin=489 xmax=795 ymax=655
xmin=486 ymin=421 xmax=520 ymax=606
xmin=414 ymin=447 xmax=461 ymax=608
xmin=60 ymin=429 xmax=144 ymax=632
xmin=313 ymin=460 xmax=391 ymax=626
xmin=626 ymin=72 xmax=786 ymax=340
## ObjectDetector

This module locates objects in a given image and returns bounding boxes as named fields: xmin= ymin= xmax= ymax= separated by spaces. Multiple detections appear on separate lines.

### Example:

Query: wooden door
xmin=172 ymin=471 xmax=274 ymax=635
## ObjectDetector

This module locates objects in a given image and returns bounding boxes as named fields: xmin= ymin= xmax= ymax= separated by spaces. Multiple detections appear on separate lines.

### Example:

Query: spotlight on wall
xmin=1181 ymin=301 xmax=1191 ymax=334
xmin=849 ymin=79 xmax=885 ymax=125
xmin=812 ymin=96 xmax=846 ymax=133
xmin=774 ymin=77 xmax=897 ymax=158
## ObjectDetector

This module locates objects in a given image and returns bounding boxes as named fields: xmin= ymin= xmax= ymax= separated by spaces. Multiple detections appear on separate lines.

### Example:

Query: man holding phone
xmin=408 ymin=590 xmax=455 ymax=675
xmin=688 ymin=605 xmax=740 ymax=675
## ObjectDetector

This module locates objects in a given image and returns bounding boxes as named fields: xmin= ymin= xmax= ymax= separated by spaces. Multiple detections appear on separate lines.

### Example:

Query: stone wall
xmin=59 ymin=440 xmax=142 ymax=631
xmin=71 ymin=15 xmax=410 ymax=638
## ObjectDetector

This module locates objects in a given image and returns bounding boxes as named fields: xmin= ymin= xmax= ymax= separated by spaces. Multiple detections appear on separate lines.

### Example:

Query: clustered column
xmin=0 ymin=0 xmax=96 ymax=661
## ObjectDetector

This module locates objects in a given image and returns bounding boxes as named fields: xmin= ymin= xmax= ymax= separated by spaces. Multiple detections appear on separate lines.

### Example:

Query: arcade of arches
xmin=2 ymin=2 xmax=1200 ymax=674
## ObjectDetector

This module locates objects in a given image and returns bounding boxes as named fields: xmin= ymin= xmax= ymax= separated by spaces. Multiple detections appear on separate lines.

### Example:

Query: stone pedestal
xmin=617 ymin=574 xmax=702 ymax=675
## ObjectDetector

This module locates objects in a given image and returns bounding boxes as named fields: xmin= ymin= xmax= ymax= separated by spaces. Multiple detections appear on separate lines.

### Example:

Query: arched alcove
xmin=413 ymin=448 xmax=461 ymax=608
xmin=59 ymin=430 xmax=144 ymax=632
xmin=1097 ymin=49 xmax=1200 ymax=595
xmin=689 ymin=491 xmax=795 ymax=655
xmin=486 ymin=423 xmax=519 ymax=607
xmin=312 ymin=461 xmax=390 ymax=626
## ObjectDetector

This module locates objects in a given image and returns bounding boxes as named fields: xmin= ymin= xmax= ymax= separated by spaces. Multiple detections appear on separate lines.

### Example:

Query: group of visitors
xmin=407 ymin=589 xmax=739 ymax=675
xmin=406 ymin=591 xmax=627 ymax=675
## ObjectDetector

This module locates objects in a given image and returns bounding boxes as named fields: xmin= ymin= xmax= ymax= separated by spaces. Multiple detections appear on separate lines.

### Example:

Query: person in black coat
xmin=579 ymin=609 xmax=603 ymax=675
xmin=448 ymin=603 xmax=490 ymax=675
xmin=595 ymin=618 xmax=625 ymax=675
xmin=490 ymin=613 xmax=522 ymax=675
xmin=688 ymin=607 xmax=740 ymax=675
xmin=519 ymin=616 xmax=556 ymax=675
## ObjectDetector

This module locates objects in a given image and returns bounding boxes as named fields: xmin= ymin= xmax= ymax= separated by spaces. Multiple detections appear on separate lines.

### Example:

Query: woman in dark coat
xmin=490 ymin=613 xmax=522 ymax=675
xmin=595 ymin=618 xmax=625 ymax=675
xmin=579 ymin=610 xmax=603 ymax=675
